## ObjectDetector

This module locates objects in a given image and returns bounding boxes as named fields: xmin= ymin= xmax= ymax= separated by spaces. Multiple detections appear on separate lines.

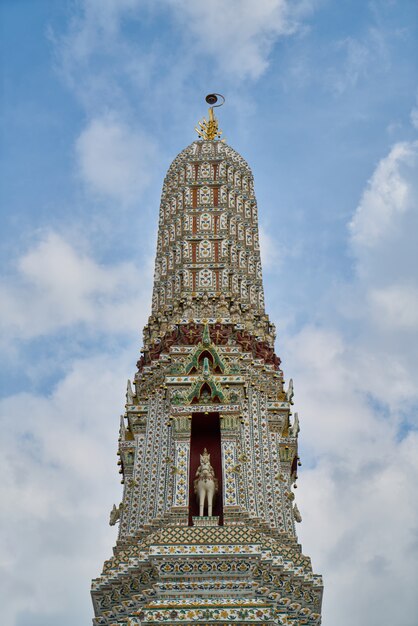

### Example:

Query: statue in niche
xmin=218 ymin=293 xmax=229 ymax=316
xmin=182 ymin=294 xmax=194 ymax=318
xmin=243 ymin=308 xmax=255 ymax=332
xmin=194 ymin=448 xmax=218 ymax=516
xmin=200 ymin=293 xmax=211 ymax=317
xmin=230 ymin=301 xmax=240 ymax=323
xmin=200 ymin=386 xmax=211 ymax=404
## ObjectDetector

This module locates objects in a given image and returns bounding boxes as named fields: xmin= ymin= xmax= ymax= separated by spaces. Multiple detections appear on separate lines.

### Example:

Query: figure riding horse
xmin=194 ymin=448 xmax=218 ymax=516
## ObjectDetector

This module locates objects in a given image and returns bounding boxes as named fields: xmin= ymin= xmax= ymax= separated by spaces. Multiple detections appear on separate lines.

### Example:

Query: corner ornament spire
xmin=195 ymin=93 xmax=225 ymax=140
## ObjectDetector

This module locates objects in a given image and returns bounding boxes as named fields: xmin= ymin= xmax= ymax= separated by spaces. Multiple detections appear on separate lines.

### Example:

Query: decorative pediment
xmin=187 ymin=379 xmax=225 ymax=404
xmin=187 ymin=356 xmax=225 ymax=403
xmin=185 ymin=324 xmax=226 ymax=374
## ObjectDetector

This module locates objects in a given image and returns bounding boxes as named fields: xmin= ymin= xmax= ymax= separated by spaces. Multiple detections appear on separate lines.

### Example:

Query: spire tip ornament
xmin=195 ymin=93 xmax=225 ymax=140
xmin=205 ymin=93 xmax=225 ymax=107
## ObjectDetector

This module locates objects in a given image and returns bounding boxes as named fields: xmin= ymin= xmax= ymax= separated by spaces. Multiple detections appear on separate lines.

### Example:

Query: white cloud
xmin=326 ymin=26 xmax=389 ymax=95
xmin=167 ymin=0 xmax=307 ymax=80
xmin=282 ymin=323 xmax=418 ymax=626
xmin=55 ymin=0 xmax=143 ymax=70
xmin=349 ymin=140 xmax=418 ymax=251
xmin=410 ymin=93 xmax=418 ymax=130
xmin=330 ymin=37 xmax=372 ymax=94
xmin=0 ymin=231 xmax=152 ymax=343
xmin=275 ymin=122 xmax=418 ymax=625
xmin=411 ymin=107 xmax=418 ymax=130
xmin=55 ymin=0 xmax=314 ymax=95
xmin=283 ymin=21 xmax=393 ymax=95
xmin=75 ymin=114 xmax=157 ymax=203
xmin=259 ymin=225 xmax=283 ymax=271
xmin=369 ymin=283 xmax=418 ymax=330
xmin=53 ymin=3 xmax=159 ymax=206
xmin=344 ymin=134 xmax=418 ymax=403
xmin=0 ymin=353 xmax=129 ymax=626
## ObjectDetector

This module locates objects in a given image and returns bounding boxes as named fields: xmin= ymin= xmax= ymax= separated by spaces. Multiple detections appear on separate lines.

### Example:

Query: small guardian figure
xmin=183 ymin=294 xmax=194 ymax=318
xmin=126 ymin=379 xmax=134 ymax=405
xmin=293 ymin=503 xmax=302 ymax=523
xmin=200 ymin=293 xmax=211 ymax=317
xmin=218 ymin=293 xmax=229 ymax=316
xmin=289 ymin=412 xmax=300 ymax=437
xmin=194 ymin=448 xmax=218 ymax=516
xmin=109 ymin=503 xmax=123 ymax=526
xmin=286 ymin=378 xmax=294 ymax=404
xmin=230 ymin=301 xmax=240 ymax=323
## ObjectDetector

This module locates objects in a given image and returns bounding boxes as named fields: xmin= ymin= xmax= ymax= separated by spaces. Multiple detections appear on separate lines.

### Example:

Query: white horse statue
xmin=194 ymin=448 xmax=218 ymax=516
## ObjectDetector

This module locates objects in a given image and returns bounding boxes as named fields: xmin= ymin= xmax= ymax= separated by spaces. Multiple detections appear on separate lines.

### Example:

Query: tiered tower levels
xmin=152 ymin=140 xmax=265 ymax=319
xmin=92 ymin=127 xmax=323 ymax=626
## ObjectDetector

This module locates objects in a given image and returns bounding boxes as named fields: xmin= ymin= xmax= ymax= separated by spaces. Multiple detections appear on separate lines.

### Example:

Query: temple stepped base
xmin=91 ymin=525 xmax=322 ymax=626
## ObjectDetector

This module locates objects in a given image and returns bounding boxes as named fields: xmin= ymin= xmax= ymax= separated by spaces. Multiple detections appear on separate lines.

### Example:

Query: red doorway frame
xmin=188 ymin=412 xmax=223 ymax=525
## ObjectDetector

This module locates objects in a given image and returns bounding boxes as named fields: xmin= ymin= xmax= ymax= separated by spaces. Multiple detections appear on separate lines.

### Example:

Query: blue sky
xmin=1 ymin=1 xmax=418 ymax=625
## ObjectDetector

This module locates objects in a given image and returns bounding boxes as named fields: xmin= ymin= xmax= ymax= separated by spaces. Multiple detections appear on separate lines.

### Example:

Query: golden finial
xmin=195 ymin=93 xmax=225 ymax=140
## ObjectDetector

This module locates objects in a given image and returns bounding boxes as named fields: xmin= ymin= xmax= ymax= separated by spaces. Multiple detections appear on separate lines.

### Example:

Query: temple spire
xmin=195 ymin=93 xmax=224 ymax=140
xmin=91 ymin=97 xmax=323 ymax=626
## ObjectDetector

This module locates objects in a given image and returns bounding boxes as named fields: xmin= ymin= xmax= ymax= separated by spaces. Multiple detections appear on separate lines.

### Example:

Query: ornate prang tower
xmin=91 ymin=95 xmax=323 ymax=626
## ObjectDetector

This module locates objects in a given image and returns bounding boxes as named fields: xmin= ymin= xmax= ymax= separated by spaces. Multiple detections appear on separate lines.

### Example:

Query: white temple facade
xmin=91 ymin=100 xmax=323 ymax=626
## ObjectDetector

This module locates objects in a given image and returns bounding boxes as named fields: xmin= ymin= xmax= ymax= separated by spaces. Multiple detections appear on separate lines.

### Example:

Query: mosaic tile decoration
xmin=91 ymin=133 xmax=323 ymax=626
